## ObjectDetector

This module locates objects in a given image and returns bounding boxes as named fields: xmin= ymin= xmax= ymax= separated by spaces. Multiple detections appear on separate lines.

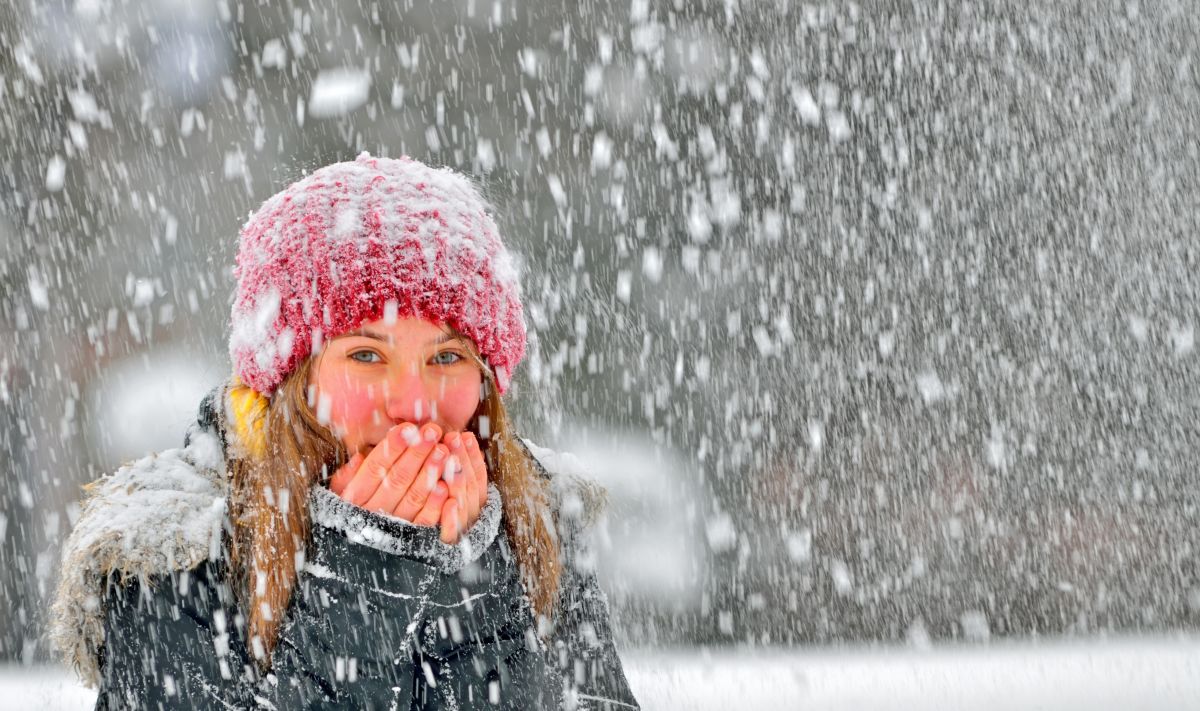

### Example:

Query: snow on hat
xmin=229 ymin=152 xmax=525 ymax=396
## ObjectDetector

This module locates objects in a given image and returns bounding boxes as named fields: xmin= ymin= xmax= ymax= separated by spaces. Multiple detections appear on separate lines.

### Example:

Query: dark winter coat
xmin=50 ymin=385 xmax=640 ymax=710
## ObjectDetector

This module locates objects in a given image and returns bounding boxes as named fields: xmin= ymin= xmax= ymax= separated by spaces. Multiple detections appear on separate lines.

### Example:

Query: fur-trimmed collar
xmin=50 ymin=385 xmax=609 ymax=688
xmin=48 ymin=426 xmax=229 ymax=688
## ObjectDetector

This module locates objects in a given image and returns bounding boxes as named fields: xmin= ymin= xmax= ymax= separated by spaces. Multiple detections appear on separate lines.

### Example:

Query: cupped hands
xmin=327 ymin=422 xmax=489 ymax=545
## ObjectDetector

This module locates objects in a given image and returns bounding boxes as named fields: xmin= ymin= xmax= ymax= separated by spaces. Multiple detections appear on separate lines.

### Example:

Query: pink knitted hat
xmin=229 ymin=152 xmax=525 ymax=396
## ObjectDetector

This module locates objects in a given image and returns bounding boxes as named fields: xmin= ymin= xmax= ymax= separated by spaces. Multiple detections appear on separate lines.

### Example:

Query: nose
xmin=382 ymin=362 xmax=438 ymax=425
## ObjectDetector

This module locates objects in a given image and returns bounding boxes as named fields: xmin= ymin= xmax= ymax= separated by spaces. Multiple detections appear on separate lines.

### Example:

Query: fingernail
xmin=449 ymin=433 xmax=462 ymax=449
xmin=423 ymin=424 xmax=440 ymax=442
xmin=401 ymin=424 xmax=421 ymax=446
xmin=431 ymin=445 xmax=447 ymax=462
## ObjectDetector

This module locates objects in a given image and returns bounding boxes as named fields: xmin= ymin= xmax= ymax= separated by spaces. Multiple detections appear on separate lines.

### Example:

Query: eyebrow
xmin=347 ymin=329 xmax=461 ymax=347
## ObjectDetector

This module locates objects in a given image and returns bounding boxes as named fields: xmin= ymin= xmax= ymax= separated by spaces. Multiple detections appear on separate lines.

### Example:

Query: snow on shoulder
xmin=521 ymin=438 xmax=610 ymax=532
xmin=49 ymin=428 xmax=228 ymax=687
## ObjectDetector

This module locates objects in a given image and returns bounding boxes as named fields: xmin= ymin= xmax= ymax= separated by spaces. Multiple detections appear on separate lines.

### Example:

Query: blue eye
xmin=431 ymin=351 xmax=462 ymax=366
xmin=349 ymin=350 xmax=381 ymax=364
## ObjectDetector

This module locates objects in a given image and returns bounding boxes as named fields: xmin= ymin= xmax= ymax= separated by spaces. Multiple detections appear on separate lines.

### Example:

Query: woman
xmin=50 ymin=154 xmax=641 ymax=710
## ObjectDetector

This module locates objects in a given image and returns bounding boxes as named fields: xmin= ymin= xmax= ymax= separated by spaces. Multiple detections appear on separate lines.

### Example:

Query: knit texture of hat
xmin=229 ymin=152 xmax=525 ymax=396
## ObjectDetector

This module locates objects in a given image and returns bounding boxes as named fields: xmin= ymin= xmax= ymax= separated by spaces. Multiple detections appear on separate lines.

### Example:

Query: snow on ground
xmin=623 ymin=637 xmax=1200 ymax=711
xmin=2 ymin=637 xmax=1198 ymax=710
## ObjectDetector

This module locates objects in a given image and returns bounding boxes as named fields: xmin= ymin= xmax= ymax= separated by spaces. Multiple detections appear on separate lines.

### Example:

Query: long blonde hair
xmin=226 ymin=349 xmax=562 ymax=666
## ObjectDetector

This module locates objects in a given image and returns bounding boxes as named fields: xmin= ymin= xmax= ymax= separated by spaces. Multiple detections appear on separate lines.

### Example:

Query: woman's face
xmin=308 ymin=316 xmax=485 ymax=454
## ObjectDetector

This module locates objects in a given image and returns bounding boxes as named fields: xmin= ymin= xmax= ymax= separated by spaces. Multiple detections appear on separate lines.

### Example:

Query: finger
xmin=465 ymin=433 xmax=489 ymax=510
xmin=377 ymin=421 xmax=443 ymax=516
xmin=360 ymin=422 xmax=446 ymax=511
xmin=412 ymin=480 xmax=450 ymax=527
xmin=329 ymin=452 xmax=364 ymax=496
xmin=364 ymin=423 xmax=444 ymax=516
xmin=446 ymin=432 xmax=479 ymax=524
xmin=439 ymin=497 xmax=461 ymax=545
xmin=386 ymin=448 xmax=444 ymax=521
xmin=444 ymin=452 xmax=468 ymax=524
xmin=341 ymin=423 xmax=417 ymax=506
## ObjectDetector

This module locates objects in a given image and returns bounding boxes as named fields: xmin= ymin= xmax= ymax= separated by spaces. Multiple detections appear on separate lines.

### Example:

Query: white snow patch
xmin=592 ymin=132 xmax=614 ymax=170
xmin=986 ymin=437 xmax=1005 ymax=469
xmin=687 ymin=201 xmax=713 ymax=243
xmin=817 ymin=81 xmax=840 ymax=108
xmin=475 ymin=138 xmax=496 ymax=172
xmin=960 ymin=610 xmax=991 ymax=642
xmin=1169 ymin=322 xmax=1194 ymax=356
xmin=518 ymin=47 xmax=541 ymax=77
xmin=308 ymin=68 xmax=372 ymax=118
xmin=303 ymin=562 xmax=341 ymax=580
xmin=229 ymin=287 xmax=284 ymax=372
xmin=752 ymin=325 xmax=774 ymax=356
xmin=67 ymin=89 xmax=102 ymax=123
xmin=49 ymin=428 xmax=228 ymax=685
xmin=14 ymin=42 xmax=44 ymax=84
xmin=807 ymin=420 xmax=824 ymax=452
xmin=641 ymin=247 xmax=663 ymax=282
xmin=916 ymin=370 xmax=945 ymax=404
xmin=131 ymin=278 xmax=155 ymax=307
xmin=583 ymin=64 xmax=604 ymax=96
xmin=616 ymin=270 xmax=632 ymax=303
xmin=261 ymin=39 xmax=287 ymax=69
xmin=332 ymin=206 xmax=360 ymax=240
xmin=67 ymin=121 xmax=88 ymax=151
xmin=223 ymin=148 xmax=247 ymax=181
xmin=27 ymin=269 xmax=50 ymax=311
xmin=785 ymin=529 xmax=812 ymax=564
xmin=878 ymin=330 xmax=896 ymax=358
xmin=705 ymin=513 xmax=737 ymax=553
xmin=45 ymin=156 xmax=66 ymax=192
xmin=535 ymin=126 xmax=552 ymax=157
xmin=1128 ymin=314 xmax=1149 ymax=343
xmin=792 ymin=86 xmax=821 ymax=125
xmin=709 ymin=179 xmax=742 ymax=227
xmin=546 ymin=174 xmax=568 ymax=208
xmin=906 ymin=618 xmax=932 ymax=650
xmin=831 ymin=559 xmax=853 ymax=596
xmin=826 ymin=110 xmax=852 ymax=143
xmin=17 ymin=639 xmax=1200 ymax=711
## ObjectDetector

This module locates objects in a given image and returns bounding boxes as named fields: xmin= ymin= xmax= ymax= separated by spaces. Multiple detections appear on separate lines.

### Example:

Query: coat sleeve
xmin=547 ymin=563 xmax=641 ymax=711
xmin=522 ymin=438 xmax=640 ymax=711
xmin=93 ymin=562 xmax=258 ymax=710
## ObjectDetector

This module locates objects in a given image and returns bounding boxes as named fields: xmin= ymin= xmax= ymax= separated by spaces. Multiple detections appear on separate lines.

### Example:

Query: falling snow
xmin=2 ymin=1 xmax=1200 ymax=708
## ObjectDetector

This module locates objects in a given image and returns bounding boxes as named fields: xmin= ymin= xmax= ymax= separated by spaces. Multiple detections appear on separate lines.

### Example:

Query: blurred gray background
xmin=1 ymin=0 xmax=1198 ymax=665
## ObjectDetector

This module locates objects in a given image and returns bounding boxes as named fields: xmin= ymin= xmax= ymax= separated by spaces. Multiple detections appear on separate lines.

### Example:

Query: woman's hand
xmin=326 ymin=423 xmax=489 ymax=543
xmin=438 ymin=431 xmax=490 ymax=545
xmin=328 ymin=422 xmax=452 ymax=527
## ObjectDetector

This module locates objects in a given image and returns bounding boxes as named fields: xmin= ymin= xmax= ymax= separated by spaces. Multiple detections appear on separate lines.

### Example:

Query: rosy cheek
xmin=437 ymin=379 xmax=483 ymax=431
xmin=319 ymin=372 xmax=381 ymax=437
xmin=331 ymin=388 xmax=379 ymax=425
